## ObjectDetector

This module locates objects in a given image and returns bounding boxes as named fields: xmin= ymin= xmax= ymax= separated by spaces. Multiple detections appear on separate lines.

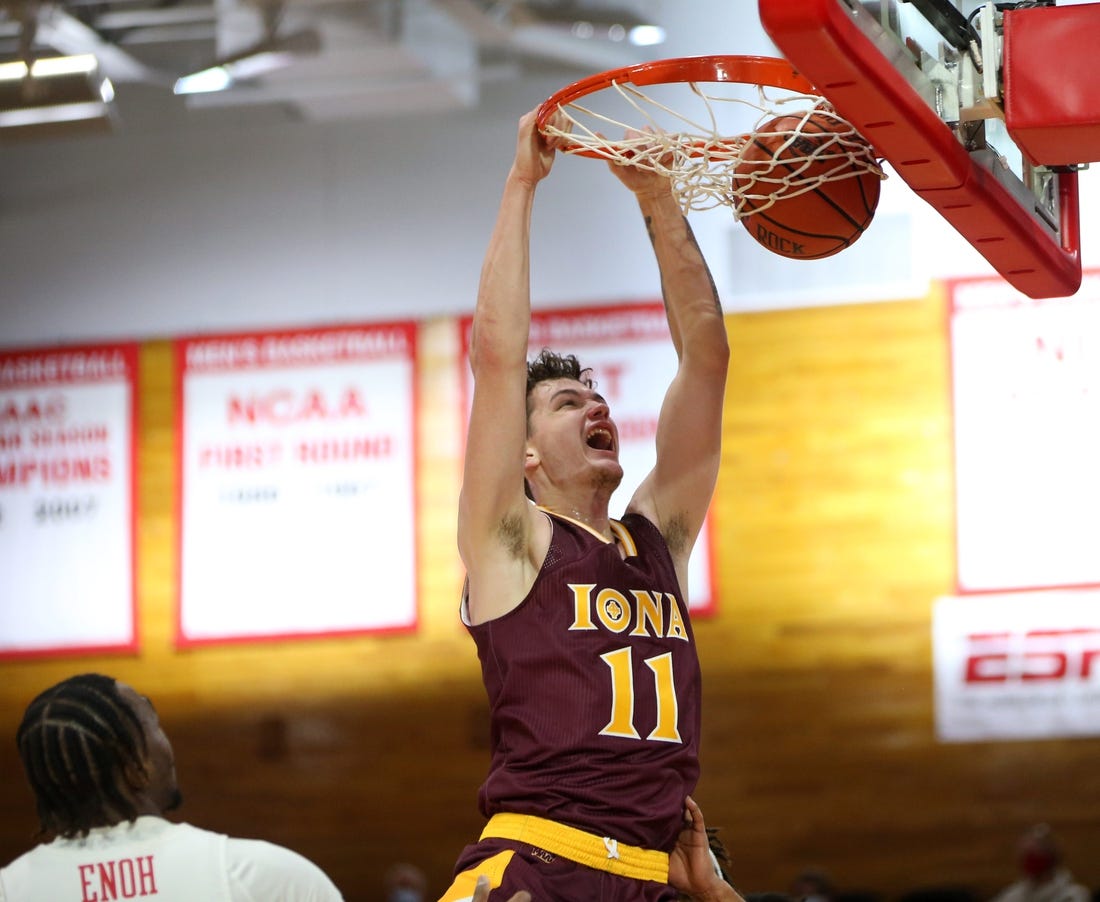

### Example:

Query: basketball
xmin=734 ymin=111 xmax=882 ymax=260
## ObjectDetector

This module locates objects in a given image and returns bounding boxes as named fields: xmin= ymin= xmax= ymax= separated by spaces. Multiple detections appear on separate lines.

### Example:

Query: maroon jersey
xmin=465 ymin=510 xmax=701 ymax=852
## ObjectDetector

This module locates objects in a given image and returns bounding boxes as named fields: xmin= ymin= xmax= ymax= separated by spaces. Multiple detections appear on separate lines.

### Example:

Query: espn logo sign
xmin=933 ymin=593 xmax=1100 ymax=742
xmin=965 ymin=629 xmax=1100 ymax=683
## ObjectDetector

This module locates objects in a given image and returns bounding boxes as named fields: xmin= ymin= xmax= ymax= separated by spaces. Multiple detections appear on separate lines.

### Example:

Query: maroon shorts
xmin=441 ymin=837 xmax=680 ymax=902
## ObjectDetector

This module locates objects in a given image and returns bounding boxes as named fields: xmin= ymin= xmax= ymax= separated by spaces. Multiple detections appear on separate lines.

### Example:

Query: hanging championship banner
xmin=460 ymin=302 xmax=717 ymax=614
xmin=177 ymin=323 xmax=418 ymax=645
xmin=934 ymin=590 xmax=1100 ymax=742
xmin=0 ymin=343 xmax=138 ymax=658
xmin=949 ymin=271 xmax=1100 ymax=593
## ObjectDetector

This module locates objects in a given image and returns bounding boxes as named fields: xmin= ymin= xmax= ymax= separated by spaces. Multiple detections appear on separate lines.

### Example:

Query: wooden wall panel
xmin=2 ymin=298 xmax=1098 ymax=900
xmin=699 ymin=289 xmax=1099 ymax=897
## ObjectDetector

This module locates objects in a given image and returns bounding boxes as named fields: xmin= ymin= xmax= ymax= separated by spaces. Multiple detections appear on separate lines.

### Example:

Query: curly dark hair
xmin=525 ymin=348 xmax=594 ymax=425
xmin=16 ymin=673 xmax=149 ymax=839
xmin=523 ymin=348 xmax=596 ymax=500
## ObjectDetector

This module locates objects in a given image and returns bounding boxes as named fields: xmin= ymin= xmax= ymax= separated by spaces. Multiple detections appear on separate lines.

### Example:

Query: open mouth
xmin=586 ymin=427 xmax=614 ymax=451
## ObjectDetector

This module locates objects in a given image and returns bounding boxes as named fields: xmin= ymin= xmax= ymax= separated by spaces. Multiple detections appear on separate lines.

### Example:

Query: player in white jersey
xmin=0 ymin=673 xmax=343 ymax=901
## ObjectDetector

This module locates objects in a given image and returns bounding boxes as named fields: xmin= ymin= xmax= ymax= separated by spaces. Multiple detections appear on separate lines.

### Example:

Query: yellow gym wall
xmin=1 ymin=290 xmax=1098 ymax=900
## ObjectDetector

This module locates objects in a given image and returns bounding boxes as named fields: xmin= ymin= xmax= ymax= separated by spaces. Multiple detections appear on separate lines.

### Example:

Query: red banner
xmin=949 ymin=270 xmax=1100 ymax=593
xmin=177 ymin=323 xmax=419 ymax=645
xmin=0 ymin=342 xmax=138 ymax=658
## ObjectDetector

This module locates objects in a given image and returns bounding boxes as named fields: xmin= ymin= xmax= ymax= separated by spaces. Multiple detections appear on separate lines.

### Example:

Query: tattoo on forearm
xmin=645 ymin=209 xmax=723 ymax=315
xmin=644 ymin=214 xmax=672 ymax=308
xmin=682 ymin=217 xmax=722 ymax=314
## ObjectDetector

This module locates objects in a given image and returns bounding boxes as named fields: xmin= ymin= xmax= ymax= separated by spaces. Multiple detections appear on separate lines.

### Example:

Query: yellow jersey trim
xmin=480 ymin=812 xmax=669 ymax=884
xmin=438 ymin=850 xmax=516 ymax=901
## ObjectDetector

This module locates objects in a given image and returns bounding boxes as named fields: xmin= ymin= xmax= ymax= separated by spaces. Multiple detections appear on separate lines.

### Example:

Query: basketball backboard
xmin=759 ymin=0 xmax=1083 ymax=298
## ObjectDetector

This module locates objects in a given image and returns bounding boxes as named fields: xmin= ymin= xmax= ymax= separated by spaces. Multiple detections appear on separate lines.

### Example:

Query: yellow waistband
xmin=480 ymin=812 xmax=670 ymax=884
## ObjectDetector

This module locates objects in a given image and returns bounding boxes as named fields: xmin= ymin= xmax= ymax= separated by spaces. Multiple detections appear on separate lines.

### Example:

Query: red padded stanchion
xmin=1004 ymin=3 xmax=1100 ymax=166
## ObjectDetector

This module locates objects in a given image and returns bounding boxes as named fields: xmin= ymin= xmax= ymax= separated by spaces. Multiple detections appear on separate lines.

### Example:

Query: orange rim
xmin=536 ymin=54 xmax=820 ymax=157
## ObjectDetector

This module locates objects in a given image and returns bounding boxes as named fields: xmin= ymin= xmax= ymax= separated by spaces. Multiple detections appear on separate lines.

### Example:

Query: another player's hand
xmin=668 ymin=797 xmax=744 ymax=902
xmin=668 ymin=795 xmax=714 ymax=894
xmin=471 ymin=873 xmax=532 ymax=902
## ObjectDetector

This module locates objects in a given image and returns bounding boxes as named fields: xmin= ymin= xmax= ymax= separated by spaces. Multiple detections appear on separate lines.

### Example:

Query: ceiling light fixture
xmin=0 ymin=53 xmax=116 ymax=139
xmin=514 ymin=2 xmax=666 ymax=47
xmin=173 ymin=28 xmax=321 ymax=95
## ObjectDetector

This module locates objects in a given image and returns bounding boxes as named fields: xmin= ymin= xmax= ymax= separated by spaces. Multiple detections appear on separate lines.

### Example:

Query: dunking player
xmin=440 ymin=105 xmax=729 ymax=900
xmin=1 ymin=673 xmax=343 ymax=901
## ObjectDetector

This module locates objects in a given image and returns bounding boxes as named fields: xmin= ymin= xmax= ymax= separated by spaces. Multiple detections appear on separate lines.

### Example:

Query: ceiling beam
xmin=35 ymin=4 xmax=168 ymax=83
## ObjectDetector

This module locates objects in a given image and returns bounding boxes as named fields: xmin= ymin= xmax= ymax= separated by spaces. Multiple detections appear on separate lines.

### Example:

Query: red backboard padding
xmin=759 ymin=0 xmax=1081 ymax=299
xmin=1004 ymin=3 xmax=1100 ymax=167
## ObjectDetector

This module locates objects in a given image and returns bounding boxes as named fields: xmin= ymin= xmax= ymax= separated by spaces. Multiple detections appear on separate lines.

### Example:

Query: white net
xmin=541 ymin=79 xmax=886 ymax=218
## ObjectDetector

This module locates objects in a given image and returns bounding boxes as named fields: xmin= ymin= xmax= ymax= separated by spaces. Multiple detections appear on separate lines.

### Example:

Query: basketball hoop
xmin=536 ymin=54 xmax=885 ymax=218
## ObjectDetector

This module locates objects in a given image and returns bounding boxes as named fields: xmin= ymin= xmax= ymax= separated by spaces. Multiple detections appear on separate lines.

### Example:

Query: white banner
xmin=178 ymin=324 xmax=418 ymax=644
xmin=461 ymin=302 xmax=716 ymax=613
xmin=0 ymin=344 xmax=137 ymax=658
xmin=950 ymin=270 xmax=1100 ymax=592
xmin=933 ymin=591 xmax=1100 ymax=742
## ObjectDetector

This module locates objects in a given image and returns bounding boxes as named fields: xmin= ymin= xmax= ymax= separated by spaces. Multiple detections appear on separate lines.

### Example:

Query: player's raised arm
xmin=612 ymin=148 xmax=730 ymax=584
xmin=458 ymin=109 xmax=564 ymax=624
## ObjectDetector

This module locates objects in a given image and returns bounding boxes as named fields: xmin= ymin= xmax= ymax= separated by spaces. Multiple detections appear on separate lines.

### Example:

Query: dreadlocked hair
xmin=676 ymin=825 xmax=737 ymax=902
xmin=706 ymin=825 xmax=734 ymax=885
xmin=16 ymin=673 xmax=149 ymax=839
